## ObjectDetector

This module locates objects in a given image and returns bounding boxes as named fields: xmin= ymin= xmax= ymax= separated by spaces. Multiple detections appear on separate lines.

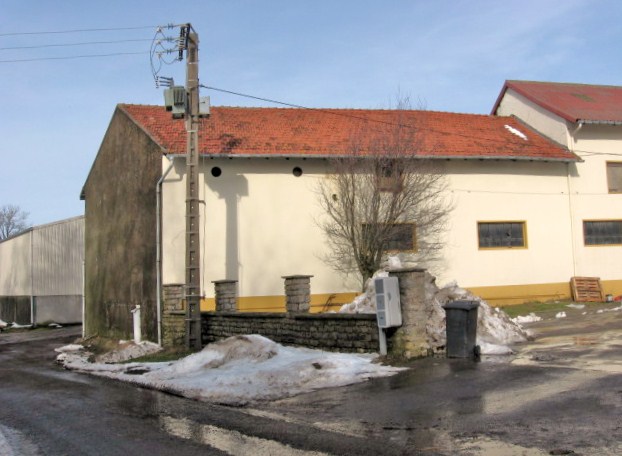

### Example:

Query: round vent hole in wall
xmin=211 ymin=167 xmax=222 ymax=177
xmin=293 ymin=167 xmax=303 ymax=177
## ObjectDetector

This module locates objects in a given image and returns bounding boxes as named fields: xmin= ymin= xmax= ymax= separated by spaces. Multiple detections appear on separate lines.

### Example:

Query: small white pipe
xmin=378 ymin=327 xmax=387 ymax=355
xmin=156 ymin=156 xmax=179 ymax=346
xmin=131 ymin=305 xmax=141 ymax=344
xmin=82 ymin=259 xmax=86 ymax=338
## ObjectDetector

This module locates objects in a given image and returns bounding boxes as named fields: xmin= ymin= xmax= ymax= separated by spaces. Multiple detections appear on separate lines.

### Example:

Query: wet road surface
xmin=0 ymin=327 xmax=389 ymax=455
xmin=253 ymin=305 xmax=622 ymax=455
xmin=1 ymin=305 xmax=620 ymax=455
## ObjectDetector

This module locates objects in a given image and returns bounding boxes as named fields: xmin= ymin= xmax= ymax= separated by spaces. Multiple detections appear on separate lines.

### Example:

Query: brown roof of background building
xmin=492 ymin=80 xmax=622 ymax=123
xmin=120 ymin=104 xmax=578 ymax=162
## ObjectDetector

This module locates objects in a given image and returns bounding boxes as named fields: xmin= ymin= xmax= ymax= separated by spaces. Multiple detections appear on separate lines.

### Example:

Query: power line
xmin=0 ymin=25 xmax=158 ymax=37
xmin=0 ymin=38 xmax=152 ymax=51
xmin=200 ymin=84 xmax=423 ymax=128
xmin=0 ymin=51 xmax=148 ymax=63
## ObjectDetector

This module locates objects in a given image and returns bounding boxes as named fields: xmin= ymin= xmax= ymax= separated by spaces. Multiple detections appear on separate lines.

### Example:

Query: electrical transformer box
xmin=374 ymin=277 xmax=402 ymax=328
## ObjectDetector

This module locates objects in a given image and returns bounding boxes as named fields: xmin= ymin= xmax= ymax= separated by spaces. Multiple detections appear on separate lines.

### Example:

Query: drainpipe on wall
xmin=30 ymin=230 xmax=35 ymax=326
xmin=82 ymin=259 xmax=86 ymax=338
xmin=156 ymin=155 xmax=179 ymax=346
xmin=566 ymin=121 xmax=583 ymax=278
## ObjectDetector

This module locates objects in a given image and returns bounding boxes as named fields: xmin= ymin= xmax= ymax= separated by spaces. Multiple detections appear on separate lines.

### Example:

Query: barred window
xmin=583 ymin=220 xmax=622 ymax=245
xmin=478 ymin=222 xmax=526 ymax=248
xmin=606 ymin=162 xmax=622 ymax=193
xmin=362 ymin=223 xmax=416 ymax=251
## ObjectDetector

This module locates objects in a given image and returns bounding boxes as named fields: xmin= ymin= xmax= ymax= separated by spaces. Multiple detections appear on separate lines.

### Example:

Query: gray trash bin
xmin=443 ymin=300 xmax=479 ymax=358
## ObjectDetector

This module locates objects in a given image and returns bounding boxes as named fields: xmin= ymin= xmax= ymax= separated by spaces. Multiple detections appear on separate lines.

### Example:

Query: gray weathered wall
xmin=0 ymin=296 xmax=30 ymax=325
xmin=202 ymin=312 xmax=379 ymax=353
xmin=83 ymin=107 xmax=162 ymax=341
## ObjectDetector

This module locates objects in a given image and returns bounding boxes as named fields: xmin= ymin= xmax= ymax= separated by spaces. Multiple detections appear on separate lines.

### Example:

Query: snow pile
xmin=512 ymin=313 xmax=542 ymax=324
xmin=597 ymin=305 xmax=622 ymax=314
xmin=555 ymin=311 xmax=567 ymax=319
xmin=425 ymin=275 xmax=530 ymax=352
xmin=95 ymin=341 xmax=161 ymax=363
xmin=338 ymin=258 xmax=530 ymax=355
xmin=0 ymin=319 xmax=7 ymax=329
xmin=56 ymin=335 xmax=404 ymax=406
xmin=338 ymin=270 xmax=388 ymax=314
xmin=566 ymin=304 xmax=585 ymax=310
xmin=8 ymin=322 xmax=32 ymax=329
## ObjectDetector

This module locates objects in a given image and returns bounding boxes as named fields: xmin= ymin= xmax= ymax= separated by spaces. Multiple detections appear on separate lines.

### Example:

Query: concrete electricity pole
xmin=182 ymin=25 xmax=202 ymax=350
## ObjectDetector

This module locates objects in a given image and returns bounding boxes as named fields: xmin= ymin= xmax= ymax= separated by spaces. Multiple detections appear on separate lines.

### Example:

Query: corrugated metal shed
xmin=0 ymin=216 xmax=84 ymax=324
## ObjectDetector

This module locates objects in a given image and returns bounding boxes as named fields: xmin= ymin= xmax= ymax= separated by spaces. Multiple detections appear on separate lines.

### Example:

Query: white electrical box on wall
xmin=374 ymin=277 xmax=402 ymax=328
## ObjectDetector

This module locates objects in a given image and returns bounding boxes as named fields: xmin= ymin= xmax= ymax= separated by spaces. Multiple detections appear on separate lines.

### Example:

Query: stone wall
xmin=202 ymin=312 xmax=378 ymax=353
xmin=161 ymin=284 xmax=185 ymax=348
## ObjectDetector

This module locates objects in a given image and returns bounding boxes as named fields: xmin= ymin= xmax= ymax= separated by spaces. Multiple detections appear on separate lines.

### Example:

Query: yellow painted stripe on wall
xmin=469 ymin=279 xmax=622 ymax=306
xmin=467 ymin=282 xmax=572 ymax=306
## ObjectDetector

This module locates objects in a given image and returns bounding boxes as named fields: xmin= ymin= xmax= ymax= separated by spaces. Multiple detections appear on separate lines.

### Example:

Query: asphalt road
xmin=1 ymin=306 xmax=621 ymax=455
xmin=0 ymin=327 xmax=389 ymax=456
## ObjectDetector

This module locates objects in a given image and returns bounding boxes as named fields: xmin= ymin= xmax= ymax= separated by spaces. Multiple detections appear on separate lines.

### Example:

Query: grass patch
xmin=500 ymin=300 xmax=605 ymax=318
xmin=500 ymin=300 xmax=573 ymax=318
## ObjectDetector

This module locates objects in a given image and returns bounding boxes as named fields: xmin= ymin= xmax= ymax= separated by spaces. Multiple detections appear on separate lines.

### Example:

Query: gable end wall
xmin=83 ymin=108 xmax=162 ymax=340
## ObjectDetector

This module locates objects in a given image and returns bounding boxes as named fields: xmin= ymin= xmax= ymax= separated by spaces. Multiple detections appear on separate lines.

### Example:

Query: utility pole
xmin=182 ymin=25 xmax=202 ymax=350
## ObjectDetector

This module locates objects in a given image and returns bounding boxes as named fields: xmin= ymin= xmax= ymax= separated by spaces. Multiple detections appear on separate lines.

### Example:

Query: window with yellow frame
xmin=478 ymin=221 xmax=526 ymax=249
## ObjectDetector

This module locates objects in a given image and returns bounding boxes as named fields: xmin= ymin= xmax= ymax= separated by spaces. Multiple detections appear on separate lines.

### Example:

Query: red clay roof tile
xmin=493 ymin=80 xmax=622 ymax=123
xmin=120 ymin=104 xmax=577 ymax=162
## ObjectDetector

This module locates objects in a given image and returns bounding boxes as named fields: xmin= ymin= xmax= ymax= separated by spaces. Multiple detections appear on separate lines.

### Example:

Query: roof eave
xmin=185 ymin=152 xmax=580 ymax=163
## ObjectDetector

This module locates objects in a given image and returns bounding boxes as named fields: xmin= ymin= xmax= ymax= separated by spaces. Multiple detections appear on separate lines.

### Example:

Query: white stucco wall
xmin=440 ymin=160 xmax=574 ymax=288
xmin=568 ymin=125 xmax=622 ymax=281
xmin=162 ymin=157 xmax=360 ymax=299
xmin=497 ymin=91 xmax=622 ymax=286
xmin=495 ymin=89 xmax=569 ymax=146
xmin=161 ymin=156 xmax=582 ymax=300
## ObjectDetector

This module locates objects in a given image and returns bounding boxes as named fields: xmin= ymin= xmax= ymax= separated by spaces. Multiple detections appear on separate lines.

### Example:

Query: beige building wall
xmin=162 ymin=154 xmax=588 ymax=306
xmin=497 ymin=90 xmax=622 ymax=298
xmin=440 ymin=160 xmax=574 ymax=298
xmin=161 ymin=157 xmax=360 ymax=311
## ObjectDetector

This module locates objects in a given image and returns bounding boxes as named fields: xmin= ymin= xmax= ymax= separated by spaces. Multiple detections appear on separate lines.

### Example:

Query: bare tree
xmin=317 ymin=98 xmax=451 ymax=287
xmin=0 ymin=205 xmax=30 ymax=240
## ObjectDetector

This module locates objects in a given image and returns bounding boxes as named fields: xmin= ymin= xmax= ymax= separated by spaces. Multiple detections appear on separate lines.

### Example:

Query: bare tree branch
xmin=0 ymin=205 xmax=30 ymax=240
xmin=317 ymin=97 xmax=452 ymax=287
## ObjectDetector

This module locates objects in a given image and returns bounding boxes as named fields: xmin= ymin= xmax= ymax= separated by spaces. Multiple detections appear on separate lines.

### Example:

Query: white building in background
xmin=0 ymin=216 xmax=84 ymax=325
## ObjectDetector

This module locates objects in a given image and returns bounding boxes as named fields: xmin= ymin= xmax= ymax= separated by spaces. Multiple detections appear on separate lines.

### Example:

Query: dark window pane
xmin=584 ymin=221 xmax=622 ymax=245
xmin=478 ymin=222 xmax=525 ymax=248
xmin=607 ymin=163 xmax=622 ymax=193
xmin=362 ymin=223 xmax=415 ymax=251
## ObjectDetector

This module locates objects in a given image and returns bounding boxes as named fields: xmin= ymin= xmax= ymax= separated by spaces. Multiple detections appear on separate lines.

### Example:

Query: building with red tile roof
xmin=120 ymin=104 xmax=577 ymax=162
xmin=82 ymin=97 xmax=604 ymax=345
xmin=494 ymin=80 xmax=622 ymax=306
xmin=493 ymin=80 xmax=622 ymax=124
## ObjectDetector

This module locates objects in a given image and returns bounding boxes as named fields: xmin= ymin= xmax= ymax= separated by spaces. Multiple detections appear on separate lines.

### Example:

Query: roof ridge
xmin=508 ymin=80 xmax=622 ymax=90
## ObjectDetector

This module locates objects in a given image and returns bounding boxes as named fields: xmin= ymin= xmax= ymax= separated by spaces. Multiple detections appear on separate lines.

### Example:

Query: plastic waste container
xmin=443 ymin=300 xmax=479 ymax=358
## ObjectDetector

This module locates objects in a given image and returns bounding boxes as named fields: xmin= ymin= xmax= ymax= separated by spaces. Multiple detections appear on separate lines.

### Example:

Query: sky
xmin=1 ymin=0 xmax=622 ymax=226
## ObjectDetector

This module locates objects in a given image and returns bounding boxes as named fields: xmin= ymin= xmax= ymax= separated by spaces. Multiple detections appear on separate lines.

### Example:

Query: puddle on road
xmin=159 ymin=415 xmax=331 ymax=456
xmin=512 ymin=329 xmax=622 ymax=374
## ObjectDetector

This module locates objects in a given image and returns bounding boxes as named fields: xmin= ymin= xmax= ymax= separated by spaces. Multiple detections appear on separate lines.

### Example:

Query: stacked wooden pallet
xmin=570 ymin=277 xmax=604 ymax=302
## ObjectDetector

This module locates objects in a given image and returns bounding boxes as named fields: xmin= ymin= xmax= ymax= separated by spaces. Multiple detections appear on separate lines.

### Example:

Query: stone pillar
xmin=161 ymin=284 xmax=186 ymax=348
xmin=212 ymin=280 xmax=238 ymax=312
xmin=282 ymin=275 xmax=313 ymax=313
xmin=387 ymin=267 xmax=431 ymax=359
